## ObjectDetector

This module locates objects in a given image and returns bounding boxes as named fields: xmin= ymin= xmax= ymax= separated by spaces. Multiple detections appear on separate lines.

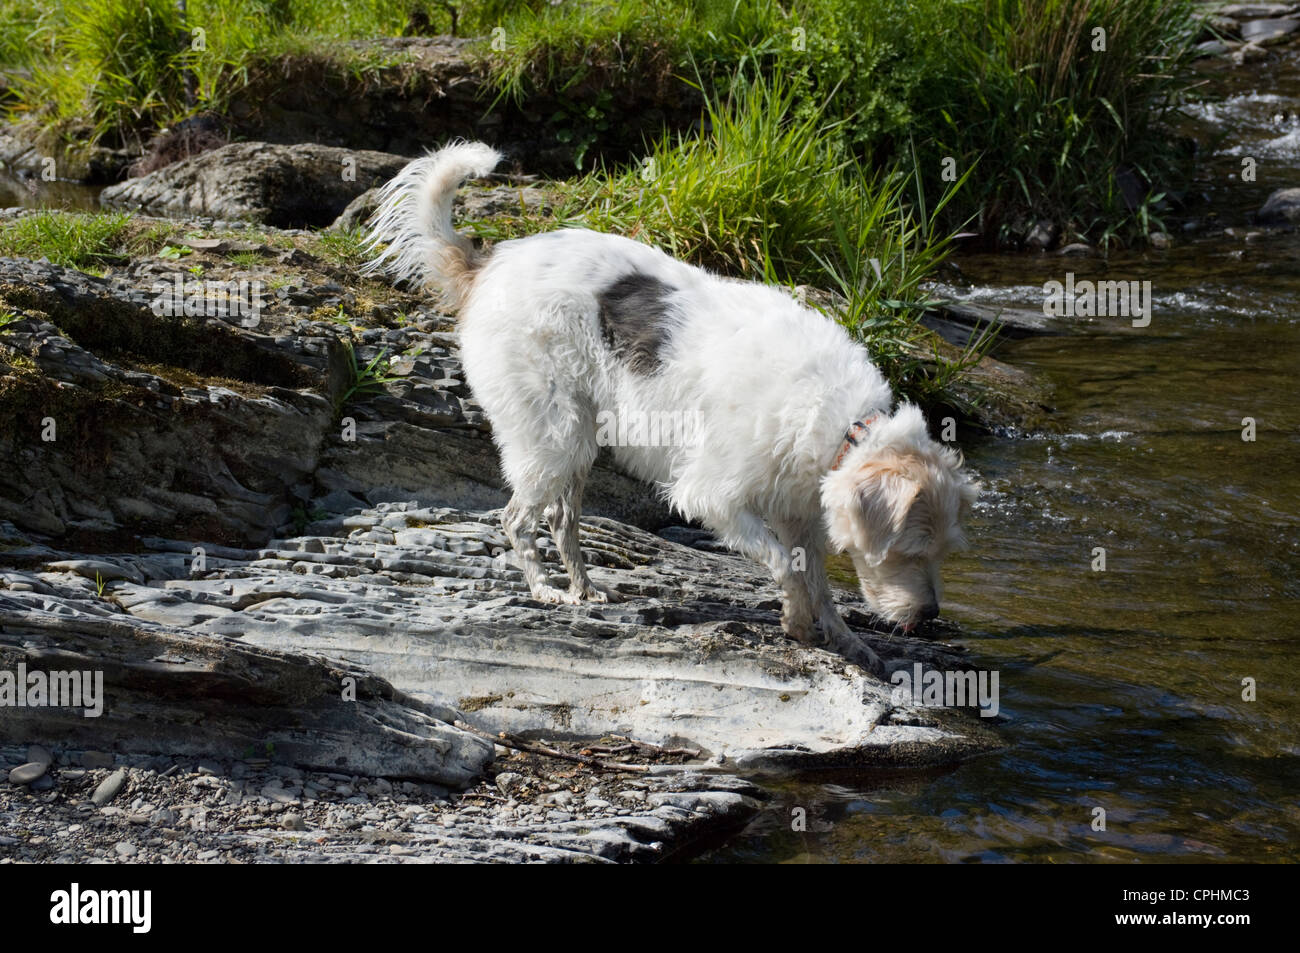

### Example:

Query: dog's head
xmin=821 ymin=404 xmax=979 ymax=630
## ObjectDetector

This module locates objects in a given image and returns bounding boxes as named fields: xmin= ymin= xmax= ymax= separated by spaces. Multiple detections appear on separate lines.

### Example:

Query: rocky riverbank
xmin=1 ymin=198 xmax=1008 ymax=861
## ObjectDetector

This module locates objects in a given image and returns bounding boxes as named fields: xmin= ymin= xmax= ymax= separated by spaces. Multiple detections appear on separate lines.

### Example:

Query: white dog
xmin=365 ymin=141 xmax=979 ymax=671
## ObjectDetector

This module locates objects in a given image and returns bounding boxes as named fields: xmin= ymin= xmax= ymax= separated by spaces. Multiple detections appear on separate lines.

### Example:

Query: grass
xmin=0 ymin=211 xmax=135 ymax=269
xmin=309 ymin=226 xmax=370 ymax=268
xmin=909 ymin=0 xmax=1200 ymax=247
xmin=337 ymin=340 xmax=403 ymax=412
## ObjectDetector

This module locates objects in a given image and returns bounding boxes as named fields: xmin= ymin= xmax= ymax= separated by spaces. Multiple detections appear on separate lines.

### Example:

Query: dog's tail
xmin=362 ymin=140 xmax=502 ymax=310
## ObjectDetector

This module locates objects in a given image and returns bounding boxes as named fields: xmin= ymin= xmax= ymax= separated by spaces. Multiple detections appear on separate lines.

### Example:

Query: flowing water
xmin=704 ymin=56 xmax=1300 ymax=863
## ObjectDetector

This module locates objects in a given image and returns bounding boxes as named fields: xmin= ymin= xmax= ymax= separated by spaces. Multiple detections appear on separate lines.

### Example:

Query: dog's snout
xmin=919 ymin=603 xmax=940 ymax=622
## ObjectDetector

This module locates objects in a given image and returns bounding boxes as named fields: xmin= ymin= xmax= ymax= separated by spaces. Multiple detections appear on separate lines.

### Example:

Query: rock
xmin=494 ymin=772 xmax=523 ymax=795
xmin=1257 ymin=187 xmax=1300 ymax=223
xmin=8 ymin=762 xmax=47 ymax=785
xmin=26 ymin=744 xmax=52 ymax=766
xmin=331 ymin=187 xmax=383 ymax=230
xmin=100 ymin=142 xmax=411 ymax=228
xmin=1218 ymin=4 xmax=1294 ymax=17
xmin=81 ymin=751 xmax=114 ymax=769
xmin=1232 ymin=41 xmax=1271 ymax=63
xmin=45 ymin=559 xmax=143 ymax=584
xmin=114 ymin=841 xmax=138 ymax=857
xmin=1240 ymin=17 xmax=1300 ymax=43
xmin=1195 ymin=39 xmax=1232 ymax=57
xmin=1024 ymin=220 xmax=1059 ymax=251
xmin=281 ymin=813 xmax=307 ymax=831
xmin=0 ymin=606 xmax=494 ymax=785
xmin=923 ymin=299 xmax=1063 ymax=347
xmin=3 ymin=502 xmax=999 ymax=773
xmin=1149 ymin=231 xmax=1173 ymax=249
xmin=0 ymin=257 xmax=672 ymax=543
xmin=1057 ymin=242 xmax=1096 ymax=257
xmin=92 ymin=769 xmax=127 ymax=806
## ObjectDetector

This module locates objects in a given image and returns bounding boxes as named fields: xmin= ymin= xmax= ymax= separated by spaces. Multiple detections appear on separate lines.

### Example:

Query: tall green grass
xmin=910 ymin=0 xmax=1199 ymax=245
xmin=0 ymin=211 xmax=133 ymax=268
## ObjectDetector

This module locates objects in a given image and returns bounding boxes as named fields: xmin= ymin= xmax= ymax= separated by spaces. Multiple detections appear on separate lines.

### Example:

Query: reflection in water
xmin=0 ymin=172 xmax=104 ymax=211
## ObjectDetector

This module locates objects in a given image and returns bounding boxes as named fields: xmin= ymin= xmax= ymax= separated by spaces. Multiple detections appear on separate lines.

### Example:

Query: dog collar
xmin=830 ymin=414 xmax=879 ymax=471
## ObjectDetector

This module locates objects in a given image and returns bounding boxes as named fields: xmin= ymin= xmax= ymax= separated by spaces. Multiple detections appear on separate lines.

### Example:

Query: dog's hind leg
xmin=503 ymin=491 xmax=578 ymax=604
xmin=496 ymin=399 xmax=600 ymax=605
xmin=544 ymin=473 xmax=617 ymax=602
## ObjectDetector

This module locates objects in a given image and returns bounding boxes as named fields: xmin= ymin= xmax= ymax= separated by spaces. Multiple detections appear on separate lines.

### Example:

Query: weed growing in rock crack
xmin=157 ymin=244 xmax=193 ymax=260
xmin=311 ymin=226 xmax=370 ymax=268
xmin=336 ymin=339 xmax=403 ymax=413
xmin=226 ymin=250 xmax=263 ymax=268
xmin=289 ymin=504 xmax=330 ymax=535
xmin=0 ymin=309 xmax=20 ymax=333
xmin=94 ymin=571 xmax=105 ymax=597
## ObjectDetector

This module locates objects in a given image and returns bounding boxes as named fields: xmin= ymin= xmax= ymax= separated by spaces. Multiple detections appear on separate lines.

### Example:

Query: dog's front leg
xmin=771 ymin=518 xmax=883 ymax=675
xmin=712 ymin=511 xmax=817 ymax=645
xmin=803 ymin=551 xmax=883 ymax=675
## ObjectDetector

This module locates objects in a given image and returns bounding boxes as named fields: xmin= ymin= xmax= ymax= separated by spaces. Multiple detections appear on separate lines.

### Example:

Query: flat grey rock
xmin=2 ymin=502 xmax=998 ymax=774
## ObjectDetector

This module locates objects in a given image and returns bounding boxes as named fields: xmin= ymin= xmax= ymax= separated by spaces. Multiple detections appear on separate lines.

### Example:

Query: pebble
xmin=92 ymin=768 xmax=128 ymax=806
xmin=82 ymin=751 xmax=114 ymax=769
xmin=114 ymin=842 xmax=138 ymax=857
xmin=260 ymin=783 xmax=298 ymax=804
xmin=27 ymin=745 xmax=53 ymax=766
xmin=9 ymin=762 xmax=47 ymax=785
xmin=281 ymin=813 xmax=307 ymax=831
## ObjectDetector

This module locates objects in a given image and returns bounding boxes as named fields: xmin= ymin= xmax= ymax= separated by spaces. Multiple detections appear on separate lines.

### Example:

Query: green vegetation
xmin=0 ymin=0 xmax=1203 ymax=408
xmin=2 ymin=0 xmax=1199 ymax=245
xmin=308 ymin=226 xmax=370 ymax=268
xmin=0 ymin=211 xmax=132 ymax=269
xmin=466 ymin=71 xmax=987 ymax=403
xmin=337 ymin=340 xmax=402 ymax=411
xmin=0 ymin=212 xmax=176 ymax=270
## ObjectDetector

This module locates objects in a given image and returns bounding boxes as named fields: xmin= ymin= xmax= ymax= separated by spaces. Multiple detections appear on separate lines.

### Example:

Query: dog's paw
xmin=780 ymin=612 xmax=820 ymax=648
xmin=839 ymin=639 xmax=885 ymax=678
xmin=530 ymin=585 xmax=582 ymax=605
xmin=581 ymin=583 xmax=623 ymax=604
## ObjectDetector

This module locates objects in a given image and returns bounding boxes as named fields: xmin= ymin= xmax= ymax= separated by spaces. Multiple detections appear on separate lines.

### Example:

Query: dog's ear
xmin=824 ymin=456 xmax=922 ymax=565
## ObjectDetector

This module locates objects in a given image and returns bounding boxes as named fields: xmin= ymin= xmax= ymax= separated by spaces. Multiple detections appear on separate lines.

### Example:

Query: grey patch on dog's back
xmin=597 ymin=273 xmax=676 ymax=374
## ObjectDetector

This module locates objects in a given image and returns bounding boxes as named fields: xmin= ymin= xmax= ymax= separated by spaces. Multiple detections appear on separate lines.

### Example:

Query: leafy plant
xmin=337 ymin=340 xmax=403 ymax=409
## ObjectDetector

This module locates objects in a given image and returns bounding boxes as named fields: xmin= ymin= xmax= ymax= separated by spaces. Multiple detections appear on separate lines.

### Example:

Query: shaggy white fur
xmin=365 ymin=141 xmax=979 ymax=671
